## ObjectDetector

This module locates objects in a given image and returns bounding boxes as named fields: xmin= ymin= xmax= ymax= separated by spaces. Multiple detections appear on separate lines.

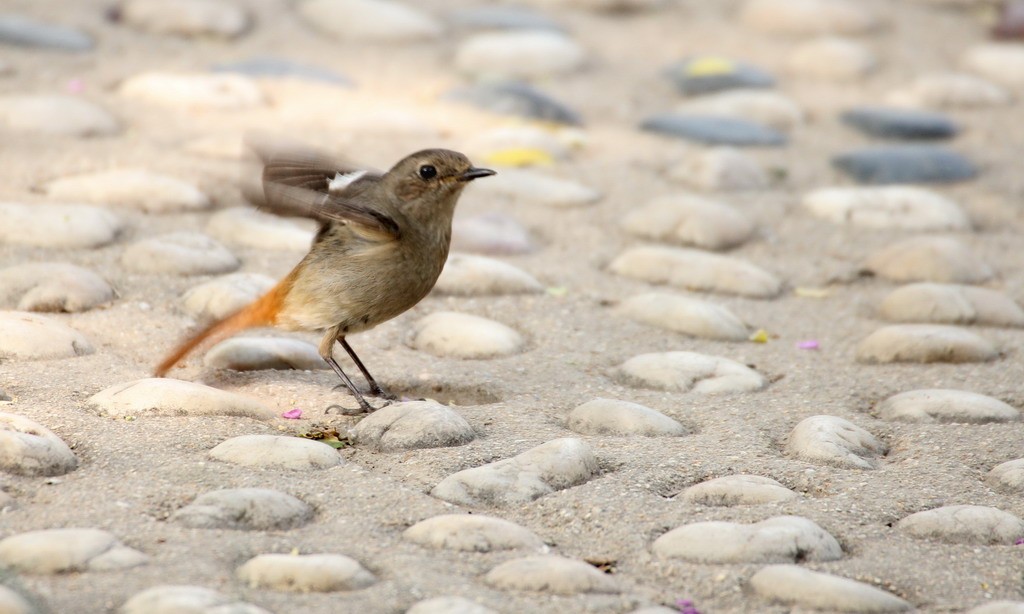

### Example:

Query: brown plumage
xmin=154 ymin=144 xmax=495 ymax=412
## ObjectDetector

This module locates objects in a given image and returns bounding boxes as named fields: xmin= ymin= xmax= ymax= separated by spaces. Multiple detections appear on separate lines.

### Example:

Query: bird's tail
xmin=153 ymin=276 xmax=293 ymax=377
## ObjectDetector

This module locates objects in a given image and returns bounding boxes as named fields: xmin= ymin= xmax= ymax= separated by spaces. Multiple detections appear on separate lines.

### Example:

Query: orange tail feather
xmin=153 ymin=276 xmax=293 ymax=377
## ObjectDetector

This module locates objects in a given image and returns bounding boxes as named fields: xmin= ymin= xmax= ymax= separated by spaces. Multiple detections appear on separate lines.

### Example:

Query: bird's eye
xmin=418 ymin=165 xmax=437 ymax=180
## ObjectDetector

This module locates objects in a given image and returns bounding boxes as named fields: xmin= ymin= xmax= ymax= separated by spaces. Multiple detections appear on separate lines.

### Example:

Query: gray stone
xmin=449 ymin=6 xmax=562 ymax=32
xmin=663 ymin=56 xmax=775 ymax=96
xmin=403 ymin=514 xmax=544 ymax=552
xmin=787 ymin=37 xmax=876 ymax=80
xmin=0 ymin=95 xmax=119 ymax=136
xmin=119 ymin=71 xmax=263 ymax=109
xmin=682 ymin=475 xmax=798 ymax=506
xmin=803 ymin=187 xmax=969 ymax=231
xmin=988 ymin=459 xmax=1024 ymax=493
xmin=444 ymin=81 xmax=581 ymax=126
xmin=613 ymin=351 xmax=766 ymax=394
xmin=621 ymin=195 xmax=754 ymax=250
xmin=749 ymin=565 xmax=912 ymax=612
xmin=116 ymin=0 xmax=250 ymax=38
xmin=120 ymin=585 xmax=272 ymax=614
xmin=897 ymin=505 xmax=1024 ymax=545
xmin=410 ymin=312 xmax=523 ymax=359
xmin=41 ymin=169 xmax=210 ymax=213
xmin=878 ymin=283 xmax=1024 ymax=327
xmin=653 ymin=516 xmax=842 ymax=563
xmin=351 ymin=401 xmax=475 ymax=451
xmin=0 ymin=202 xmax=122 ymax=249
xmin=0 ymin=528 xmax=147 ymax=574
xmin=204 ymin=337 xmax=326 ymax=371
xmin=641 ymin=114 xmax=786 ymax=147
xmin=213 ymin=57 xmax=353 ymax=86
xmin=786 ymin=415 xmax=887 ymax=469
xmin=0 ymin=412 xmax=77 ymax=477
xmin=237 ymin=553 xmax=376 ymax=592
xmin=298 ymin=0 xmax=441 ymax=42
xmin=182 ymin=272 xmax=276 ymax=321
xmin=210 ymin=435 xmax=342 ymax=470
xmin=864 ymin=237 xmax=992 ymax=284
xmin=856 ymin=325 xmax=998 ymax=364
xmin=618 ymin=292 xmax=750 ymax=341
xmin=431 ymin=438 xmax=599 ymax=506
xmin=452 ymin=213 xmax=535 ymax=255
xmin=173 ymin=488 xmax=313 ymax=530
xmin=434 ymin=254 xmax=542 ymax=296
xmin=567 ymin=398 xmax=687 ymax=437
xmin=407 ymin=597 xmax=498 ymax=614
xmin=206 ymin=207 xmax=314 ymax=251
xmin=667 ymin=147 xmax=769 ymax=192
xmin=877 ymin=389 xmax=1019 ymax=424
xmin=0 ymin=263 xmax=114 ymax=313
xmin=88 ymin=378 xmax=275 ymax=420
xmin=0 ymin=15 xmax=93 ymax=51
xmin=609 ymin=246 xmax=782 ymax=298
xmin=833 ymin=146 xmax=977 ymax=184
xmin=841 ymin=107 xmax=958 ymax=140
xmin=121 ymin=232 xmax=239 ymax=275
xmin=0 ymin=311 xmax=94 ymax=360
xmin=455 ymin=31 xmax=585 ymax=80
xmin=740 ymin=0 xmax=876 ymax=34
xmin=484 ymin=555 xmax=619 ymax=595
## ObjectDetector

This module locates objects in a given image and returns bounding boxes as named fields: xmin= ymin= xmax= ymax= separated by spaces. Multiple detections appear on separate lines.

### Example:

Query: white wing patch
xmin=328 ymin=170 xmax=366 ymax=193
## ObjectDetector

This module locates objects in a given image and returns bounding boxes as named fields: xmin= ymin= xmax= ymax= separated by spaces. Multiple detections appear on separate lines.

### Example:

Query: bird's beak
xmin=458 ymin=167 xmax=497 ymax=182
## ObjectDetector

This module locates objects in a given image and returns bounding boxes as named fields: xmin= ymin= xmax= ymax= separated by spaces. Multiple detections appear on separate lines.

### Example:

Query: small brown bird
xmin=154 ymin=144 xmax=496 ymax=412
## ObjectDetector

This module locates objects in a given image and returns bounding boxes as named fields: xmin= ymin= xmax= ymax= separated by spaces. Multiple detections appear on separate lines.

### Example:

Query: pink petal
xmin=797 ymin=340 xmax=820 ymax=350
xmin=281 ymin=408 xmax=302 ymax=419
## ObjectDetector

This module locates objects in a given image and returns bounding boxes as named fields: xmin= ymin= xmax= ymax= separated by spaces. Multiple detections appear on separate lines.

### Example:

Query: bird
xmin=154 ymin=143 xmax=496 ymax=412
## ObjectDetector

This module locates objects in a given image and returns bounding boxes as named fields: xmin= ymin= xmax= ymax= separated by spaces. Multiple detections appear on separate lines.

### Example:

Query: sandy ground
xmin=2 ymin=0 xmax=1024 ymax=612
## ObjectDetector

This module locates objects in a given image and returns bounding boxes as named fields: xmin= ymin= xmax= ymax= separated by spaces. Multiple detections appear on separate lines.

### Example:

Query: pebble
xmin=472 ymin=168 xmax=600 ymax=208
xmin=618 ymin=292 xmax=750 ymax=341
xmin=351 ymin=400 xmax=475 ymax=451
xmin=0 ymin=412 xmax=78 ymax=476
xmin=204 ymin=337 xmax=326 ymax=371
xmin=119 ymin=72 xmax=264 ymax=109
xmin=833 ymin=146 xmax=977 ymax=184
xmin=988 ymin=459 xmax=1024 ymax=492
xmin=609 ymin=246 xmax=782 ymax=298
xmin=88 ymin=378 xmax=275 ymax=420
xmin=841 ymin=107 xmax=958 ymax=140
xmin=209 ymin=434 xmax=342 ymax=470
xmin=484 ymin=555 xmax=618 ymax=595
xmin=613 ymin=351 xmax=767 ymax=394
xmin=0 ymin=263 xmax=113 ymax=313
xmin=963 ymin=43 xmax=1024 ymax=88
xmin=887 ymin=73 xmax=1012 ymax=109
xmin=206 ymin=207 xmax=314 ymax=250
xmin=462 ymin=125 xmax=571 ymax=162
xmin=641 ymin=114 xmax=786 ymax=147
xmin=785 ymin=415 xmax=887 ymax=469
xmin=740 ymin=0 xmax=876 ymax=35
xmin=0 ymin=311 xmax=94 ymax=360
xmin=449 ymin=6 xmax=563 ymax=32
xmin=787 ymin=37 xmax=876 ymax=80
xmin=116 ymin=0 xmax=250 ymax=38
xmin=663 ymin=56 xmax=776 ymax=96
xmin=121 ymin=232 xmax=239 ymax=275
xmin=749 ymin=565 xmax=912 ymax=612
xmin=968 ymin=603 xmax=1024 ymax=614
xmin=667 ymin=147 xmax=769 ymax=191
xmin=675 ymin=90 xmax=803 ymax=131
xmin=0 ymin=202 xmax=122 ymax=249
xmin=994 ymin=1 xmax=1024 ymax=39
xmin=802 ymin=186 xmax=969 ymax=231
xmin=237 ymin=553 xmax=376 ymax=592
xmin=0 ymin=528 xmax=147 ymax=574
xmin=182 ymin=272 xmax=276 ymax=320
xmin=434 ymin=254 xmax=542 ymax=296
xmin=856 ymin=324 xmax=998 ymax=364
xmin=881 ymin=283 xmax=1024 ymax=327
xmin=863 ymin=237 xmax=992 ymax=284
xmin=621 ymin=195 xmax=755 ymax=250
xmin=0 ymin=15 xmax=93 ymax=51
xmin=41 ymin=169 xmax=210 ymax=213
xmin=297 ymin=0 xmax=442 ymax=42
xmin=552 ymin=0 xmax=662 ymax=10
xmin=452 ymin=212 xmax=535 ymax=255
xmin=431 ymin=438 xmax=599 ymax=506
xmin=897 ymin=505 xmax=1024 ymax=545
xmin=213 ymin=57 xmax=353 ymax=87
xmin=0 ymin=95 xmax=119 ymax=136
xmin=120 ymin=585 xmax=271 ymax=614
xmin=567 ymin=398 xmax=687 ymax=437
xmin=403 ymin=514 xmax=544 ymax=552
xmin=407 ymin=597 xmax=498 ymax=614
xmin=653 ymin=515 xmax=842 ymax=563
xmin=682 ymin=474 xmax=798 ymax=506
xmin=876 ymin=389 xmax=1019 ymax=424
xmin=0 ymin=586 xmax=33 ymax=614
xmin=455 ymin=32 xmax=585 ymax=80
xmin=173 ymin=488 xmax=313 ymax=530
xmin=444 ymin=81 xmax=582 ymax=125
xmin=410 ymin=311 xmax=524 ymax=359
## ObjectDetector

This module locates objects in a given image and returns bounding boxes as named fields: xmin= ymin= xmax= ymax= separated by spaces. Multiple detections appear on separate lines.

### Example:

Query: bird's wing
xmin=261 ymin=180 xmax=401 ymax=242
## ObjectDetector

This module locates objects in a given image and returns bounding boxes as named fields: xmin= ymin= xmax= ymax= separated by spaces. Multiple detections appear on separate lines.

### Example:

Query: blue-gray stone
xmin=0 ymin=15 xmax=93 ymax=52
xmin=664 ymin=56 xmax=775 ymax=96
xmin=449 ymin=6 xmax=564 ymax=32
xmin=641 ymin=113 xmax=786 ymax=146
xmin=444 ymin=81 xmax=581 ymax=125
xmin=842 ymin=107 xmax=958 ymax=140
xmin=212 ymin=57 xmax=353 ymax=86
xmin=833 ymin=146 xmax=978 ymax=184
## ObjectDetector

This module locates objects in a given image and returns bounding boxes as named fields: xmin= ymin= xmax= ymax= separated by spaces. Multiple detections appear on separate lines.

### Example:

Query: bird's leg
xmin=338 ymin=336 xmax=397 ymax=400
xmin=319 ymin=328 xmax=374 ymax=413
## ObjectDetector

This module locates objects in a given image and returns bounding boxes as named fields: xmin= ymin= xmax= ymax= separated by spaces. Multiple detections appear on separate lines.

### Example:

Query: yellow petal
xmin=686 ymin=57 xmax=736 ymax=77
xmin=484 ymin=147 xmax=555 ymax=167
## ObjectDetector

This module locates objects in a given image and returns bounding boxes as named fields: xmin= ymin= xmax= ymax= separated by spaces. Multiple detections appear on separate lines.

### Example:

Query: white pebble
xmin=473 ymin=168 xmax=600 ymax=208
xmin=0 ymin=95 xmax=119 ymax=136
xmin=653 ymin=515 xmax=842 ymax=563
xmin=173 ymin=488 xmax=313 ymax=530
xmin=407 ymin=597 xmax=498 ymax=614
xmin=210 ymin=434 xmax=342 ymax=470
xmin=121 ymin=585 xmax=271 ymax=614
xmin=886 ymin=73 xmax=1012 ymax=109
xmin=621 ymin=195 xmax=755 ymax=250
xmin=897 ymin=505 xmax=1024 ymax=545
xmin=749 ymin=565 xmax=911 ymax=612
xmin=237 ymin=553 xmax=376 ymax=592
xmin=411 ymin=311 xmax=523 ymax=359
xmin=856 ymin=324 xmax=998 ymax=364
xmin=206 ymin=207 xmax=314 ymax=250
xmin=182 ymin=272 xmax=276 ymax=320
xmin=452 ymin=212 xmax=534 ymax=255
xmin=878 ymin=283 xmax=1024 ymax=327
xmin=0 ymin=311 xmax=94 ymax=360
xmin=121 ymin=232 xmax=239 ymax=275
xmin=609 ymin=246 xmax=782 ymax=298
xmin=967 ymin=602 xmax=1024 ymax=614
xmin=787 ymin=37 xmax=876 ymax=81
xmin=988 ymin=459 xmax=1024 ymax=493
xmin=614 ymin=351 xmax=766 ymax=394
xmin=682 ymin=474 xmax=797 ymax=506
xmin=297 ymin=0 xmax=442 ymax=42
xmin=803 ymin=186 xmax=969 ymax=231
xmin=88 ymin=378 xmax=275 ymax=419
xmin=434 ymin=253 xmax=543 ymax=296
xmin=864 ymin=237 xmax=992 ymax=284
xmin=675 ymin=90 xmax=804 ymax=131
xmin=462 ymin=125 xmax=571 ymax=162
xmin=667 ymin=147 xmax=769 ymax=192
xmin=963 ymin=43 xmax=1024 ymax=88
xmin=351 ymin=400 xmax=475 ymax=451
xmin=204 ymin=337 xmax=326 ymax=371
xmin=484 ymin=555 xmax=618 ymax=595
xmin=0 ymin=202 xmax=122 ymax=249
xmin=0 ymin=528 xmax=147 ymax=574
xmin=785 ymin=415 xmax=887 ymax=469
xmin=0 ymin=412 xmax=77 ymax=476
xmin=877 ymin=389 xmax=1019 ymax=424
xmin=456 ymin=31 xmax=585 ymax=80
xmin=567 ymin=398 xmax=687 ymax=437
xmin=118 ymin=0 xmax=250 ymax=38
xmin=0 ymin=262 xmax=113 ymax=313
xmin=41 ymin=169 xmax=210 ymax=213
xmin=618 ymin=292 xmax=749 ymax=341
xmin=119 ymin=71 xmax=264 ymax=109
xmin=0 ymin=587 xmax=33 ymax=614
xmin=740 ymin=0 xmax=876 ymax=35
xmin=404 ymin=514 xmax=544 ymax=552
